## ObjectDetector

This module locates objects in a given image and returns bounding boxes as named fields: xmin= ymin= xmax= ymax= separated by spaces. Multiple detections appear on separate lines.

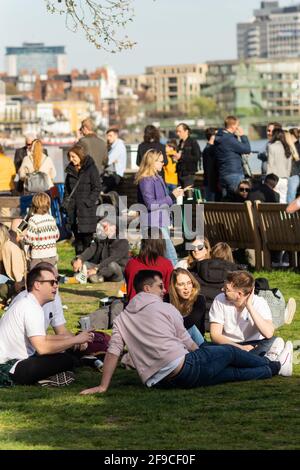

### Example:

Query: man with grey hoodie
xmin=80 ymin=270 xmax=292 ymax=395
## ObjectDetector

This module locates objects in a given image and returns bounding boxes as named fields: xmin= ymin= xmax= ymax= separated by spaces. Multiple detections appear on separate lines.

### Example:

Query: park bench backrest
xmin=203 ymin=201 xmax=262 ymax=270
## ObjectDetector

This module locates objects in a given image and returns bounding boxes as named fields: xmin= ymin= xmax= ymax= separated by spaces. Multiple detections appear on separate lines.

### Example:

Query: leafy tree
xmin=191 ymin=96 xmax=218 ymax=118
xmin=44 ymin=0 xmax=142 ymax=53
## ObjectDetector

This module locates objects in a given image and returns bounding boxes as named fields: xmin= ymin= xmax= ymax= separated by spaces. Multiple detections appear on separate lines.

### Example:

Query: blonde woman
xmin=211 ymin=242 xmax=234 ymax=263
xmin=0 ymin=223 xmax=26 ymax=302
xmin=19 ymin=139 xmax=56 ymax=191
xmin=169 ymin=268 xmax=206 ymax=341
xmin=135 ymin=149 xmax=184 ymax=266
xmin=176 ymin=237 xmax=211 ymax=270
xmin=24 ymin=192 xmax=60 ymax=270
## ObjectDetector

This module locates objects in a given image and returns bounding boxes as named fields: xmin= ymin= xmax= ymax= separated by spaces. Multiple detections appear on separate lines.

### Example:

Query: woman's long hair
xmin=0 ymin=223 xmax=9 ymax=262
xmin=143 ymin=125 xmax=160 ymax=143
xmin=138 ymin=228 xmax=166 ymax=264
xmin=271 ymin=129 xmax=291 ymax=159
xmin=169 ymin=268 xmax=200 ymax=316
xmin=211 ymin=242 xmax=234 ymax=263
xmin=134 ymin=150 xmax=162 ymax=184
xmin=31 ymin=139 xmax=44 ymax=171
xmin=285 ymin=131 xmax=299 ymax=161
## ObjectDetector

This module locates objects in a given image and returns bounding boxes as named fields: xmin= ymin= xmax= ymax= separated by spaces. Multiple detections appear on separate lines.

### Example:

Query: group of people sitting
xmin=0 ymin=116 xmax=297 ymax=393
xmin=0 ymin=211 xmax=295 ymax=391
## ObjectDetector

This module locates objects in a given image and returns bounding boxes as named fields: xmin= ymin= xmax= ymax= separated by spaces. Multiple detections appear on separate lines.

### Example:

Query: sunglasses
xmin=37 ymin=279 xmax=59 ymax=286
xmin=239 ymin=187 xmax=250 ymax=193
xmin=191 ymin=244 xmax=205 ymax=251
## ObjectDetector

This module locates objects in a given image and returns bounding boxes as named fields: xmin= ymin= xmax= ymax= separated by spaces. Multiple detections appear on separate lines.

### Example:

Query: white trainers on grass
xmin=284 ymin=298 xmax=296 ymax=325
xmin=265 ymin=337 xmax=285 ymax=362
xmin=278 ymin=341 xmax=293 ymax=377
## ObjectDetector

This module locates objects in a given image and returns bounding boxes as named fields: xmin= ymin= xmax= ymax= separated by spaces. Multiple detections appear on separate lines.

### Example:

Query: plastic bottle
xmin=94 ymin=359 xmax=104 ymax=371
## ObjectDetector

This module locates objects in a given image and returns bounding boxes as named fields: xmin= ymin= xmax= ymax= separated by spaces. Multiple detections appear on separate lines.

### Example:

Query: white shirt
xmin=0 ymin=292 xmax=45 ymax=370
xmin=209 ymin=293 xmax=272 ymax=343
xmin=107 ymin=138 xmax=127 ymax=177
xmin=10 ymin=290 xmax=66 ymax=330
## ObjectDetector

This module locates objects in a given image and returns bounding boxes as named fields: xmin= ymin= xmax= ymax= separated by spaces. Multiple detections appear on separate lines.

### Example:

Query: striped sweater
xmin=25 ymin=213 xmax=60 ymax=259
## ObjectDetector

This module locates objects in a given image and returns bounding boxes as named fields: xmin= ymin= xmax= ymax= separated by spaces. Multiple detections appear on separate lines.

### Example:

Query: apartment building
xmin=205 ymin=58 xmax=300 ymax=117
xmin=119 ymin=63 xmax=207 ymax=114
xmin=237 ymin=1 xmax=300 ymax=60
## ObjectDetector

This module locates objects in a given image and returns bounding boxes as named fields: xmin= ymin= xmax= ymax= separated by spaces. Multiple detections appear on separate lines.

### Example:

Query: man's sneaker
xmin=265 ymin=337 xmax=285 ymax=361
xmin=75 ymin=271 xmax=87 ymax=284
xmin=278 ymin=341 xmax=293 ymax=377
xmin=284 ymin=298 xmax=296 ymax=325
xmin=38 ymin=371 xmax=75 ymax=387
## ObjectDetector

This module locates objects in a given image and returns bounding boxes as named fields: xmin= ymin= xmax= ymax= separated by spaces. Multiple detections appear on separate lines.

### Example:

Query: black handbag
xmin=62 ymin=176 xmax=82 ymax=213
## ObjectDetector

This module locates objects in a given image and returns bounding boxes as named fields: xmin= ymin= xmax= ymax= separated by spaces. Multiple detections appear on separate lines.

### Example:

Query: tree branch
xmin=44 ymin=0 xmax=138 ymax=53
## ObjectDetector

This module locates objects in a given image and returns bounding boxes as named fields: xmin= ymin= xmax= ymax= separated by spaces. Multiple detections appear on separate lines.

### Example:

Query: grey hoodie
xmin=108 ymin=293 xmax=194 ymax=384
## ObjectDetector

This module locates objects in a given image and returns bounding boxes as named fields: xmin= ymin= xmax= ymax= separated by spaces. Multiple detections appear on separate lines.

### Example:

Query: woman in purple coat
xmin=134 ymin=150 xmax=184 ymax=266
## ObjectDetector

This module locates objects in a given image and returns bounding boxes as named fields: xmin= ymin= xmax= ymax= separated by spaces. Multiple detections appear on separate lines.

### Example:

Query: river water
xmin=7 ymin=139 xmax=268 ymax=184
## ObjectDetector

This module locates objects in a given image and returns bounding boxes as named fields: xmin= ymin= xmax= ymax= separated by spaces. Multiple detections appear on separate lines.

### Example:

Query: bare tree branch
xmin=44 ymin=0 xmax=138 ymax=53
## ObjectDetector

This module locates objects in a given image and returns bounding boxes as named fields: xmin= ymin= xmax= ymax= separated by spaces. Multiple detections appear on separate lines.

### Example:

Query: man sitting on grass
xmin=209 ymin=271 xmax=288 ymax=358
xmin=0 ymin=265 xmax=94 ymax=387
xmin=72 ymin=217 xmax=128 ymax=284
xmin=80 ymin=270 xmax=293 ymax=395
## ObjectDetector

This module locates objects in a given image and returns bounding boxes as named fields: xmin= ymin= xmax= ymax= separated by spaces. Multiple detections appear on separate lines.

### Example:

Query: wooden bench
xmin=254 ymin=201 xmax=300 ymax=270
xmin=203 ymin=201 xmax=262 ymax=270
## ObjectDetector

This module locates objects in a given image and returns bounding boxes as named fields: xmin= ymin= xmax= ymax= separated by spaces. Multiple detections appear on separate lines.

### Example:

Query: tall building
xmin=119 ymin=63 xmax=207 ymax=114
xmin=5 ymin=42 xmax=67 ymax=76
xmin=237 ymin=1 xmax=300 ymax=59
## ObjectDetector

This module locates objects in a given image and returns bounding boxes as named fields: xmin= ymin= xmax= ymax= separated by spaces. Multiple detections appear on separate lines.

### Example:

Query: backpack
xmin=86 ymin=298 xmax=125 ymax=330
xmin=254 ymin=277 xmax=286 ymax=328
xmin=24 ymin=171 xmax=50 ymax=193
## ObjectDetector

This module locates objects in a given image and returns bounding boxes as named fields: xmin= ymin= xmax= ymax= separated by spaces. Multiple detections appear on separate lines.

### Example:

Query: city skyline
xmin=1 ymin=0 xmax=295 ymax=75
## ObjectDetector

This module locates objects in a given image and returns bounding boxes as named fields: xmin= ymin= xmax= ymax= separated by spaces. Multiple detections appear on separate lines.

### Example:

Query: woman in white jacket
xmin=19 ymin=139 xmax=56 ymax=191
xmin=266 ymin=129 xmax=292 ymax=203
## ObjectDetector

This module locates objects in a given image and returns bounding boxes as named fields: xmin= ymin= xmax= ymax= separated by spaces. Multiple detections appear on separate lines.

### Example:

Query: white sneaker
xmin=278 ymin=341 xmax=293 ymax=377
xmin=75 ymin=271 xmax=87 ymax=284
xmin=284 ymin=298 xmax=296 ymax=325
xmin=265 ymin=337 xmax=285 ymax=362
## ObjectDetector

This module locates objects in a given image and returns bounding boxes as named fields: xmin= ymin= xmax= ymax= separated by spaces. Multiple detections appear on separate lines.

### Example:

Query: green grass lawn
xmin=0 ymin=241 xmax=299 ymax=450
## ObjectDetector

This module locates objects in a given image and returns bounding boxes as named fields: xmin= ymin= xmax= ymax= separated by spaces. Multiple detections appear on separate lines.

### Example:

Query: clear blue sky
xmin=0 ymin=0 xmax=294 ymax=74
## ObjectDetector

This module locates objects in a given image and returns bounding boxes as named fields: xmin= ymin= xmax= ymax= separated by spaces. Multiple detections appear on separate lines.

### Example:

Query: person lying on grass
xmin=80 ymin=270 xmax=293 ymax=395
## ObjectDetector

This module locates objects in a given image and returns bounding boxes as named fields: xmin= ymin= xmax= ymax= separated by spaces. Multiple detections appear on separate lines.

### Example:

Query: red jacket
xmin=125 ymin=256 xmax=173 ymax=300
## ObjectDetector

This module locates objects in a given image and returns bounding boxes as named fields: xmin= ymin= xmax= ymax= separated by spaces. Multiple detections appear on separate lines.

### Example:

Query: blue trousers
xmin=161 ymin=344 xmax=276 ymax=388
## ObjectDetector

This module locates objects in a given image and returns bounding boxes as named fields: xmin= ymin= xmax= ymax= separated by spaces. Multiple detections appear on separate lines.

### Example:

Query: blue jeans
xmin=162 ymin=344 xmax=274 ymax=388
xmin=160 ymin=226 xmax=178 ymax=267
xmin=240 ymin=337 xmax=277 ymax=357
xmin=204 ymin=186 xmax=216 ymax=202
xmin=220 ymin=174 xmax=244 ymax=197
xmin=188 ymin=325 xmax=205 ymax=347
xmin=287 ymin=175 xmax=300 ymax=204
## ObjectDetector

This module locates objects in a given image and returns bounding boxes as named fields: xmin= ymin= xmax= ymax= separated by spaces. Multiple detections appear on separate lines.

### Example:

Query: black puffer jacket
xmin=64 ymin=155 xmax=101 ymax=233
xmin=190 ymin=258 xmax=240 ymax=330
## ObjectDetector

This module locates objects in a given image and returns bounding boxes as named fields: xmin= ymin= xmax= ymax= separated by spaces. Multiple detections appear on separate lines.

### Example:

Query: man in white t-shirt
xmin=0 ymin=265 xmax=94 ymax=386
xmin=209 ymin=271 xmax=284 ymax=357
